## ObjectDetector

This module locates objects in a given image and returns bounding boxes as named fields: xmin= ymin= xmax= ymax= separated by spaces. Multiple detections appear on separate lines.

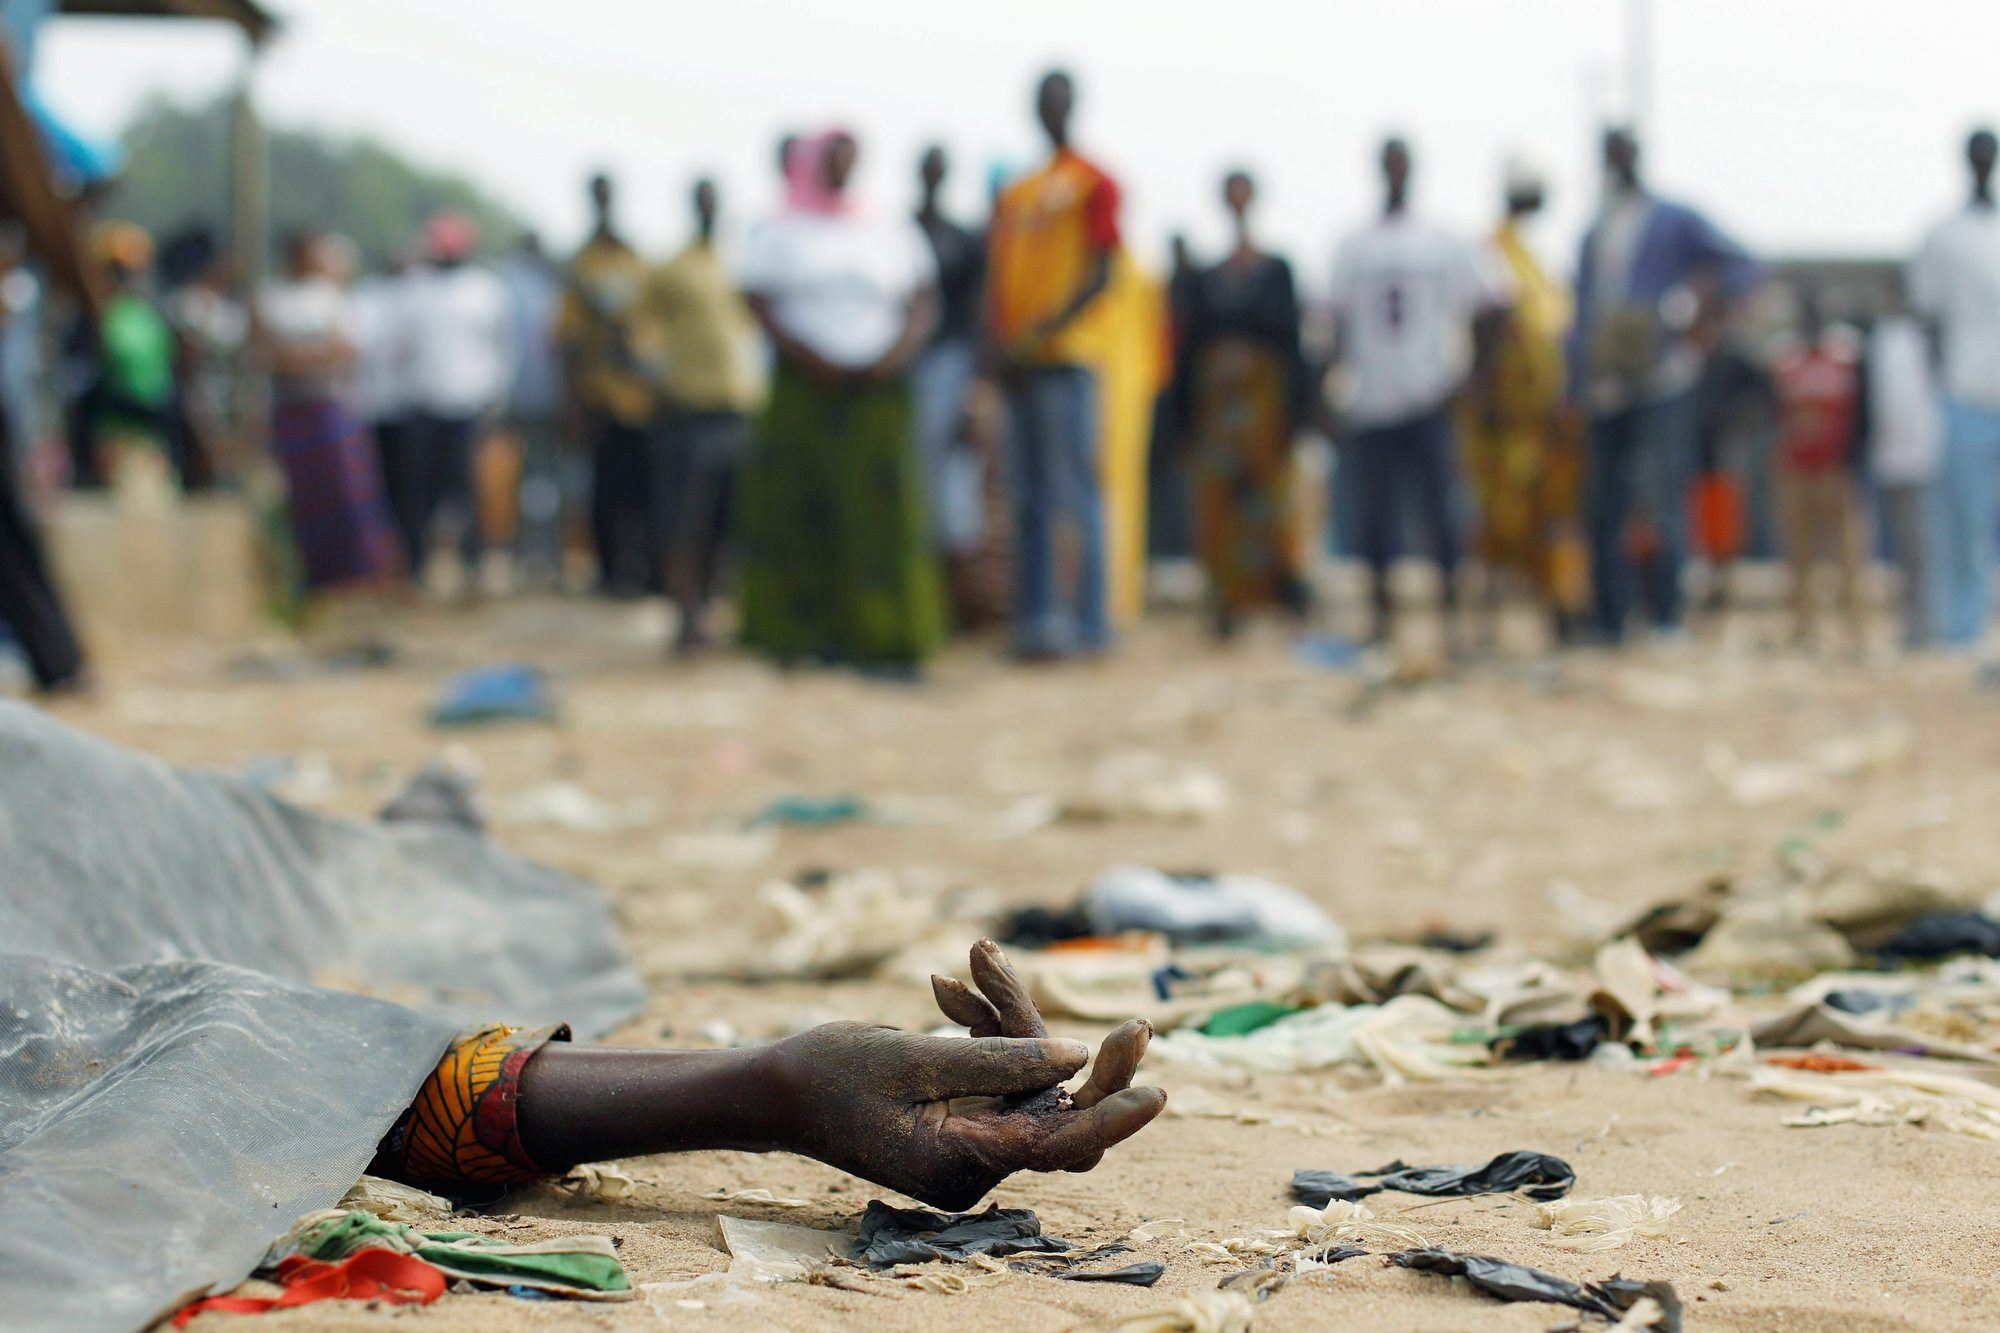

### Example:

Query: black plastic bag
xmin=1875 ymin=911 xmax=2000 ymax=962
xmin=1293 ymin=1150 xmax=1576 ymax=1206
xmin=1390 ymin=1249 xmax=1681 ymax=1330
xmin=1493 ymin=1015 xmax=1609 ymax=1062
xmin=857 ymin=1201 xmax=1072 ymax=1268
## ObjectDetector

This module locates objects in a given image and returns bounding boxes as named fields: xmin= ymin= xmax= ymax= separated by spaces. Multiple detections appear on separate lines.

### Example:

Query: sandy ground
xmin=49 ymin=595 xmax=2000 ymax=1332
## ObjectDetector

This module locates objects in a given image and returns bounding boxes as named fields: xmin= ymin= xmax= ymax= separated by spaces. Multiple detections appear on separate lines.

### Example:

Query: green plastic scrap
xmin=288 ymin=1209 xmax=632 ymax=1299
xmin=1198 ymin=1001 xmax=1303 ymax=1037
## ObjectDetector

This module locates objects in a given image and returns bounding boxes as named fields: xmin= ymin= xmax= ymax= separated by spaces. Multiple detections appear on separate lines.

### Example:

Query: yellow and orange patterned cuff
xmin=371 ymin=1022 xmax=571 ymax=1192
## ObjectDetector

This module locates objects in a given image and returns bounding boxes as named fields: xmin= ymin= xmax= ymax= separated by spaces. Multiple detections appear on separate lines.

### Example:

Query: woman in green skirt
xmin=736 ymin=128 xmax=946 ymax=671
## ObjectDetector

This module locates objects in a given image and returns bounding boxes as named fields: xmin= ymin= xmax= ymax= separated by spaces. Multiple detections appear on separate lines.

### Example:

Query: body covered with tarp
xmin=0 ymin=702 xmax=645 ymax=1331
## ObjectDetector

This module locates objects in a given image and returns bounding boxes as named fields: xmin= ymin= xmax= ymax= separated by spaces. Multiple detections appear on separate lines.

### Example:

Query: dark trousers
xmin=1586 ymin=391 xmax=1696 ymax=640
xmin=385 ymin=412 xmax=480 ymax=577
xmin=653 ymin=412 xmax=745 ymax=567
xmin=587 ymin=414 xmax=655 ymax=594
xmin=1343 ymin=404 xmax=1461 ymax=631
xmin=0 ymin=427 xmax=85 ymax=689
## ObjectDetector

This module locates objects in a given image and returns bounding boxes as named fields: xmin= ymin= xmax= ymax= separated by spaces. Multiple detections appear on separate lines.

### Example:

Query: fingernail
xmin=1053 ymin=1038 xmax=1089 ymax=1062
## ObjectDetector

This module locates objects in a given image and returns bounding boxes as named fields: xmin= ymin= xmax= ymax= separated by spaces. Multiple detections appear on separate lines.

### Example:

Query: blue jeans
xmin=910 ymin=339 xmax=982 ymax=552
xmin=1586 ymin=391 xmax=1696 ymax=640
xmin=1934 ymin=398 xmax=2000 ymax=646
xmin=1341 ymin=405 xmax=1462 ymax=633
xmin=1005 ymin=365 xmax=1107 ymax=655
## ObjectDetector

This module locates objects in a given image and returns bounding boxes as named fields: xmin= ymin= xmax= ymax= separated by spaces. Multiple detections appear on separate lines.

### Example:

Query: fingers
xmin=931 ymin=975 xmax=1003 ymax=1036
xmin=1072 ymin=1019 xmax=1151 ymax=1111
xmin=928 ymin=1033 xmax=1089 ymax=1098
xmin=1030 ymin=1087 xmax=1168 ymax=1173
xmin=968 ymin=938 xmax=1048 ymax=1039
xmin=1062 ymin=1019 xmax=1152 ymax=1171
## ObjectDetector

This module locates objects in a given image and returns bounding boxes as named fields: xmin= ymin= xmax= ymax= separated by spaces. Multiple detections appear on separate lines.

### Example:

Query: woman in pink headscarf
xmin=735 ymin=128 xmax=947 ymax=673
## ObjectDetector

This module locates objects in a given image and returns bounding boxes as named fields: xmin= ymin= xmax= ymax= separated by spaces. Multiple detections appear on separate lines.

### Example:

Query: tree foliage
xmin=97 ymin=96 xmax=525 ymax=272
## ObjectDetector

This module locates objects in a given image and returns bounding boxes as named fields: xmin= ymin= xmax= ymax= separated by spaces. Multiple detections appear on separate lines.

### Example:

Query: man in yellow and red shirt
xmin=985 ymin=69 xmax=1121 ymax=659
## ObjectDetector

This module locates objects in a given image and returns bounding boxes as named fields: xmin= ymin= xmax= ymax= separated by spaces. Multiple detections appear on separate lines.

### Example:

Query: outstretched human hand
xmin=766 ymin=939 xmax=1164 ymax=1210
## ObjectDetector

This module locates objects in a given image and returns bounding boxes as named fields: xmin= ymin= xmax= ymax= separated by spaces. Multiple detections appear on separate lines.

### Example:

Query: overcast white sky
xmin=30 ymin=0 xmax=2000 ymax=282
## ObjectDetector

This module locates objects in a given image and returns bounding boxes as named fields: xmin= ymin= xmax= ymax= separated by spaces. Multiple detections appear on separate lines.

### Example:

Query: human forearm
xmin=516 ymin=1044 xmax=787 ymax=1166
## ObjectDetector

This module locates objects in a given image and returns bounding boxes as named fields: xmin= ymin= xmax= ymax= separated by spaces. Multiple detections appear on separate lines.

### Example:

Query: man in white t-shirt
xmin=1910 ymin=128 xmax=2000 ymax=647
xmin=1329 ymin=137 xmax=1503 ymax=645
xmin=1868 ymin=275 xmax=1944 ymax=649
xmin=397 ymin=212 xmax=511 ymax=585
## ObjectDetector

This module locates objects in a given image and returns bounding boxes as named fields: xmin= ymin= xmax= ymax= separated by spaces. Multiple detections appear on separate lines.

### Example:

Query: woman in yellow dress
xmin=1460 ymin=163 xmax=1583 ymax=644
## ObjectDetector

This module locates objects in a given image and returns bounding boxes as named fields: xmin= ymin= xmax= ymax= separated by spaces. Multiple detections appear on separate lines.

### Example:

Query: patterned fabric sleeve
xmin=370 ymin=1023 xmax=571 ymax=1191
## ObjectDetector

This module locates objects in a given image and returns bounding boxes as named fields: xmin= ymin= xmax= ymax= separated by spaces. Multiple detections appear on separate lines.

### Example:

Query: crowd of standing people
xmin=8 ymin=72 xmax=2000 ymax=692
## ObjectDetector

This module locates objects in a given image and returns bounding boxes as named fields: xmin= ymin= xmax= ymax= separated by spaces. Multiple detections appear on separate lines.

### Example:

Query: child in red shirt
xmin=1772 ymin=289 xmax=1868 ymax=649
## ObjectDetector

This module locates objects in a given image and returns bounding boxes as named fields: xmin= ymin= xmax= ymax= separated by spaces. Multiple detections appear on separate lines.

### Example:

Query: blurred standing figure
xmin=1460 ymin=159 xmax=1581 ymax=646
xmin=737 ymin=129 xmax=945 ymax=673
xmin=1770 ymin=289 xmax=1867 ymax=649
xmin=558 ymin=173 xmax=658 ymax=596
xmin=158 ymin=227 xmax=245 ymax=488
xmin=1868 ymin=277 xmax=1943 ymax=649
xmin=498 ymin=233 xmax=568 ymax=587
xmin=640 ymin=178 xmax=763 ymax=654
xmin=1910 ymin=128 xmax=2000 ymax=649
xmin=1328 ymin=138 xmax=1501 ymax=648
xmin=985 ymin=70 xmax=1122 ymax=660
xmin=1172 ymin=169 xmax=1309 ymax=638
xmin=84 ymin=223 xmax=176 ymax=485
xmin=352 ymin=249 xmax=418 ymax=563
xmin=912 ymin=145 xmax=989 ymax=621
xmin=1571 ymin=127 xmax=1757 ymax=645
xmin=0 ymin=244 xmax=86 ymax=693
xmin=257 ymin=231 xmax=400 ymax=600
xmin=397 ymin=212 xmax=510 ymax=590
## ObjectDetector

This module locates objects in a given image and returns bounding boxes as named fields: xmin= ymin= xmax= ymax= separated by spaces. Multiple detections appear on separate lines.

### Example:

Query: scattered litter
xmin=1750 ymin=1001 xmax=1999 ymax=1064
xmin=428 ymin=664 xmax=556 ymax=727
xmin=664 ymin=826 xmax=776 ymax=869
xmin=1390 ymin=1249 xmax=1681 ymax=1329
xmin=893 ymin=1252 xmax=1013 ymax=1293
xmin=337 ymin=1176 xmax=453 ymax=1224
xmin=1066 ymin=752 xmax=1232 ymax=824
xmin=1495 ymin=1016 xmax=1608 ymax=1062
xmin=1012 ymin=1244 xmax=1164 ymax=1286
xmin=1126 ymin=1218 xmax=1188 ymax=1242
xmin=270 ymin=1208 xmax=633 ymax=1300
xmin=704 ymin=1187 xmax=814 ymax=1209
xmin=1151 ymin=995 xmax=1484 ymax=1083
xmin=172 ymin=1247 xmax=446 ymax=1326
xmin=378 ymin=755 xmax=484 ymax=830
xmin=747 ymin=794 xmax=870 ymax=829
xmin=1682 ymin=898 xmax=1856 ymax=982
xmin=1287 ymin=1198 xmax=1431 ymax=1251
xmin=855 ymin=1201 xmax=1071 ymax=1268
xmin=744 ymin=871 xmax=966 ymax=981
xmin=716 ymin=1214 xmax=855 ymax=1282
xmin=559 ymin=1163 xmax=638 ymax=1202
xmin=1292 ymin=1151 xmax=1575 ymax=1206
xmin=1294 ymin=633 xmax=1364 ymax=671
xmin=1753 ymin=1065 xmax=2000 ymax=1139
xmin=1201 ymin=1001 xmax=1305 ymax=1036
xmin=1532 ymin=1195 xmax=1683 ymax=1251
xmin=1081 ymin=864 xmax=1345 ymax=948
xmin=1764 ymin=1054 xmax=1881 ymax=1073
xmin=1876 ymin=911 xmax=2000 ymax=962
xmin=1103 ymin=1289 xmax=1254 ymax=1332
xmin=499 ymin=781 xmax=656 ymax=833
